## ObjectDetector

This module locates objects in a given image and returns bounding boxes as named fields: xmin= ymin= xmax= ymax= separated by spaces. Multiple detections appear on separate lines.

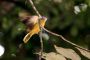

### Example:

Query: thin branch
xmin=42 ymin=27 xmax=90 ymax=52
xmin=28 ymin=0 xmax=43 ymax=60
xmin=39 ymin=27 xmax=43 ymax=58
xmin=28 ymin=0 xmax=41 ymax=18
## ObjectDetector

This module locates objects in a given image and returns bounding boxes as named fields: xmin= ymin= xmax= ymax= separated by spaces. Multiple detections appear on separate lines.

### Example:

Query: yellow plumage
xmin=23 ymin=17 xmax=47 ymax=43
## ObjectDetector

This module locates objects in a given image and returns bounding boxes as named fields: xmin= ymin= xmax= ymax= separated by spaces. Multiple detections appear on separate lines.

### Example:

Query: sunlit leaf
xmin=43 ymin=52 xmax=66 ymax=60
xmin=54 ymin=45 xmax=81 ymax=60
xmin=76 ymin=48 xmax=90 ymax=59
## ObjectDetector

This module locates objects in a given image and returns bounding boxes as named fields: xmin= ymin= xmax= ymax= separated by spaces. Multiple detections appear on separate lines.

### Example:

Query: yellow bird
xmin=22 ymin=16 xmax=47 ymax=43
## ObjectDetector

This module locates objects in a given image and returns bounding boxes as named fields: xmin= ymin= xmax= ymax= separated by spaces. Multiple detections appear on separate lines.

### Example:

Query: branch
xmin=28 ymin=0 xmax=43 ymax=60
xmin=42 ymin=27 xmax=90 ymax=52
xmin=28 ymin=0 xmax=41 ymax=18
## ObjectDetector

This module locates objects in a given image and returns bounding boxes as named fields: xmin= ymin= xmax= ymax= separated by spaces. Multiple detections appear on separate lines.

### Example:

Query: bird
xmin=22 ymin=16 xmax=47 ymax=43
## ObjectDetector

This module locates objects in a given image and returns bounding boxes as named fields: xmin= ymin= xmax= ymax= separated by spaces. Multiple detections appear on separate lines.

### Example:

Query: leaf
xmin=43 ymin=52 xmax=66 ymax=60
xmin=76 ymin=48 xmax=90 ymax=59
xmin=54 ymin=45 xmax=81 ymax=60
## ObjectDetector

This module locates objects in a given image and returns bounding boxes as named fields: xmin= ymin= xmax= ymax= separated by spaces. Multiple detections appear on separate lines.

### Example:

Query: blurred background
xmin=0 ymin=0 xmax=90 ymax=60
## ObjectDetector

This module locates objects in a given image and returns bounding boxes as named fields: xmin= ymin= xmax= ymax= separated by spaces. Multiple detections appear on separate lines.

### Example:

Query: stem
xmin=42 ymin=27 xmax=90 ymax=52
xmin=39 ymin=28 xmax=43 ymax=59
xmin=29 ymin=0 xmax=41 ymax=18
xmin=28 ymin=0 xmax=43 ymax=60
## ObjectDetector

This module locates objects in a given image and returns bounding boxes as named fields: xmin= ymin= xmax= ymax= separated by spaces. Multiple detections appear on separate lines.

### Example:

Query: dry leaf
xmin=54 ymin=45 xmax=81 ymax=60
xmin=76 ymin=48 xmax=90 ymax=59
xmin=43 ymin=52 xmax=66 ymax=60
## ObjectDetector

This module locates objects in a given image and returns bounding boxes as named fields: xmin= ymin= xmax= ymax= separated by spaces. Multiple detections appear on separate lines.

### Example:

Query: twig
xmin=42 ymin=27 xmax=90 ymax=52
xmin=28 ymin=0 xmax=43 ymax=60
xmin=28 ymin=0 xmax=41 ymax=18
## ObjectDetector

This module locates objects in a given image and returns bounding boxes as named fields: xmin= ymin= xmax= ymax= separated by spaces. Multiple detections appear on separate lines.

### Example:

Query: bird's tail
xmin=23 ymin=32 xmax=34 ymax=43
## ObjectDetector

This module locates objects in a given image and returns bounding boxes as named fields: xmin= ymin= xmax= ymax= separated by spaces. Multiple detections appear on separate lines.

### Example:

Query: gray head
xmin=40 ymin=16 xmax=47 ymax=21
